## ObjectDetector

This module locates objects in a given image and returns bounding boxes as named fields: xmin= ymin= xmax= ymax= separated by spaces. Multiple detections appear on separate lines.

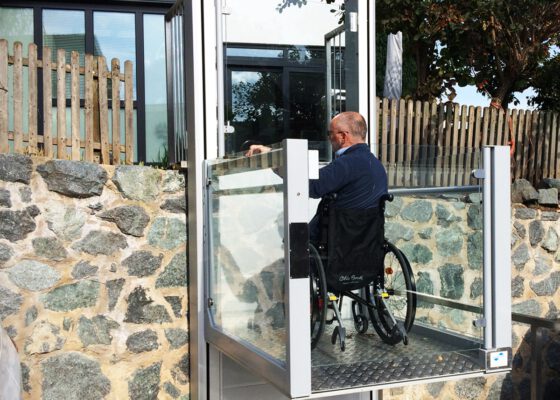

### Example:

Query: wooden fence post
xmin=56 ymin=48 xmax=66 ymax=159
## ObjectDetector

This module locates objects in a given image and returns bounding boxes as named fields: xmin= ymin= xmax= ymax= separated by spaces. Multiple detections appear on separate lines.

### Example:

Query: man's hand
xmin=245 ymin=144 xmax=272 ymax=157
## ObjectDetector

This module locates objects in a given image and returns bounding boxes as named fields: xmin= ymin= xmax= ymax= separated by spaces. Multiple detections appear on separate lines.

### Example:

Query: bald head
xmin=332 ymin=111 xmax=368 ymax=141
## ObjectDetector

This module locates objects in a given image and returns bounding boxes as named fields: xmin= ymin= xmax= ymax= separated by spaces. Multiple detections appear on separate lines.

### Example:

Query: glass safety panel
xmin=207 ymin=148 xmax=286 ymax=362
xmin=310 ymin=145 xmax=485 ymax=393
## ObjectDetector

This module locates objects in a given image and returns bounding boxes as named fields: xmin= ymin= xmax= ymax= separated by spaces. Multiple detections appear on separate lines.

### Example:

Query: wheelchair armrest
xmin=380 ymin=193 xmax=393 ymax=203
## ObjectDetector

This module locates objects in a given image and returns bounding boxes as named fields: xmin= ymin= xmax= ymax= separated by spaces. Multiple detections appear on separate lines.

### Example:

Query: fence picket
xmin=42 ymin=47 xmax=53 ymax=157
xmin=97 ymin=56 xmax=110 ymax=164
xmin=85 ymin=54 xmax=94 ymax=162
xmin=125 ymin=61 xmax=133 ymax=165
xmin=551 ymin=113 xmax=558 ymax=179
xmin=111 ymin=59 xmax=121 ymax=165
xmin=0 ymin=40 xmax=132 ymax=165
xmin=543 ymin=112 xmax=552 ymax=179
xmin=56 ymin=48 xmax=66 ymax=159
xmin=28 ymin=43 xmax=38 ymax=154
xmin=13 ymin=42 xmax=23 ymax=153
xmin=70 ymin=51 xmax=80 ymax=161
xmin=381 ymin=97 xmax=388 ymax=164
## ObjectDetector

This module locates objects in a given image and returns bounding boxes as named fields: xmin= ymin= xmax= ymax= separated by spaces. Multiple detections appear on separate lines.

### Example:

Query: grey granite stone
xmin=37 ymin=160 xmax=107 ymax=198
xmin=147 ymin=217 xmax=186 ymax=250
xmin=8 ymin=260 xmax=61 ymax=291
xmin=165 ymin=328 xmax=189 ymax=349
xmin=42 ymin=281 xmax=100 ymax=311
xmin=122 ymin=251 xmax=163 ymax=277
xmin=98 ymin=205 xmax=150 ymax=237
xmin=72 ymin=230 xmax=127 ymax=255
xmin=106 ymin=278 xmax=125 ymax=311
xmin=438 ymin=263 xmax=464 ymax=300
xmin=0 ymin=153 xmax=33 ymax=183
xmin=529 ymin=220 xmax=545 ymax=247
xmin=128 ymin=362 xmax=161 ymax=400
xmin=126 ymin=329 xmax=159 ymax=353
xmin=78 ymin=316 xmax=119 ymax=346
xmin=538 ymin=188 xmax=558 ymax=206
xmin=71 ymin=261 xmax=99 ymax=279
xmin=512 ymin=276 xmax=525 ymax=298
xmin=401 ymin=200 xmax=433 ymax=222
xmin=512 ymin=243 xmax=530 ymax=270
xmin=124 ymin=286 xmax=171 ymax=324
xmin=32 ymin=237 xmax=68 ymax=261
xmin=0 ymin=285 xmax=23 ymax=319
xmin=435 ymin=227 xmax=463 ymax=257
xmin=0 ymin=207 xmax=39 ymax=242
xmin=41 ymin=352 xmax=111 ymax=400
xmin=160 ymin=197 xmax=187 ymax=214
xmin=0 ymin=188 xmax=11 ymax=207
xmin=113 ymin=165 xmax=161 ymax=201
xmin=156 ymin=251 xmax=187 ymax=288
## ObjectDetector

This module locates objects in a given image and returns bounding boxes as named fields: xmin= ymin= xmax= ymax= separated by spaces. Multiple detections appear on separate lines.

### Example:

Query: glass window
xmin=0 ymin=7 xmax=33 ymax=52
xmin=143 ymin=14 xmax=167 ymax=164
xmin=94 ymin=11 xmax=136 ymax=100
xmin=43 ymin=9 xmax=85 ymax=99
xmin=227 ymin=69 xmax=283 ymax=154
xmin=0 ymin=7 xmax=33 ymax=134
xmin=288 ymin=71 xmax=326 ymax=155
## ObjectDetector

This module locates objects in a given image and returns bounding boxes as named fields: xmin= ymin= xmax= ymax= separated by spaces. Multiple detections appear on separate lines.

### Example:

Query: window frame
xmin=0 ymin=0 xmax=172 ymax=163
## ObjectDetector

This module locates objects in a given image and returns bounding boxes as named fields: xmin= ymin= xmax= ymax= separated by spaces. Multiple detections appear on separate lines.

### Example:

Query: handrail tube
xmin=389 ymin=185 xmax=480 ymax=196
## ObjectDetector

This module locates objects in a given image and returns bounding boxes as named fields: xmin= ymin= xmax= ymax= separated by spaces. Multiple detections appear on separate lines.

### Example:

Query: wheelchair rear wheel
xmin=368 ymin=241 xmax=416 ymax=345
xmin=309 ymin=244 xmax=327 ymax=349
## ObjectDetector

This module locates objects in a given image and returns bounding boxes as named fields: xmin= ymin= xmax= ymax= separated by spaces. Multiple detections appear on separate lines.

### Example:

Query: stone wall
xmin=0 ymin=154 xmax=188 ymax=400
xmin=384 ymin=192 xmax=483 ymax=339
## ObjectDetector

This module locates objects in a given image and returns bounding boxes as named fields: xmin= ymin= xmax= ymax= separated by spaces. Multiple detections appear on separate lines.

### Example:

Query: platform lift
xmin=168 ymin=1 xmax=513 ymax=399
xmin=201 ymin=142 xmax=511 ymax=400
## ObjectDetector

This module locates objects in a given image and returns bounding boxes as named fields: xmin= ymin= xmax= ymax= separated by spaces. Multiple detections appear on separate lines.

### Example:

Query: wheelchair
xmin=309 ymin=194 xmax=417 ymax=351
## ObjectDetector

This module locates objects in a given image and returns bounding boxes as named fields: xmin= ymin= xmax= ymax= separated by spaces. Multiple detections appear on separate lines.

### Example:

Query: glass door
xmin=205 ymin=139 xmax=312 ymax=398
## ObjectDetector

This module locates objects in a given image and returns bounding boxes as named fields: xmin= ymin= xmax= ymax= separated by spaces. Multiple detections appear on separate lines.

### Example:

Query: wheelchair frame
xmin=309 ymin=198 xmax=417 ymax=351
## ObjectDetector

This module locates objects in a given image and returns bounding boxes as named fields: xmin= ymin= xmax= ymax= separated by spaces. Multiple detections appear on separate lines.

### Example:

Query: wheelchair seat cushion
xmin=325 ymin=206 xmax=385 ymax=291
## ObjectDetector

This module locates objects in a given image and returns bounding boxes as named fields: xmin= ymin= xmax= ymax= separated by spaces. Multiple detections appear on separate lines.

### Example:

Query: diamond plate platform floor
xmin=311 ymin=324 xmax=484 ymax=392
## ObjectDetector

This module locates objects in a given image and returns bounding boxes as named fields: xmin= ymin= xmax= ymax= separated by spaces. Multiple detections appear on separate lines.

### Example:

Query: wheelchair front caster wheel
xmin=331 ymin=326 xmax=346 ymax=351
xmin=354 ymin=315 xmax=368 ymax=334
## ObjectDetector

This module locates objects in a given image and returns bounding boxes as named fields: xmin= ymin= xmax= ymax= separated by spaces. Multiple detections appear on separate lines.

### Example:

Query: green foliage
xmin=529 ymin=55 xmax=560 ymax=112
xmin=377 ymin=0 xmax=560 ymax=108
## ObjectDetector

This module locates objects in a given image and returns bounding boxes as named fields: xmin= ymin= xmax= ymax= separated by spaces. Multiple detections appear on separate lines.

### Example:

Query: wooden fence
xmin=376 ymin=97 xmax=559 ymax=187
xmin=0 ymin=39 xmax=133 ymax=165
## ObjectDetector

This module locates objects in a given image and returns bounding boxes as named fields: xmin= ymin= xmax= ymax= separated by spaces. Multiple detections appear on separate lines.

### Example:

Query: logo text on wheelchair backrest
xmin=339 ymin=274 xmax=363 ymax=282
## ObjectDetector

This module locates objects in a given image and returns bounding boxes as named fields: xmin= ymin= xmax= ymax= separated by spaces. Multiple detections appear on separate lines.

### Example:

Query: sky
xmin=453 ymin=85 xmax=536 ymax=110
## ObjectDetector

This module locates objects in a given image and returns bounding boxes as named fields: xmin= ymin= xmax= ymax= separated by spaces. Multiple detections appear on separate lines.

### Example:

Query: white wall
xmin=224 ymin=0 xmax=343 ymax=46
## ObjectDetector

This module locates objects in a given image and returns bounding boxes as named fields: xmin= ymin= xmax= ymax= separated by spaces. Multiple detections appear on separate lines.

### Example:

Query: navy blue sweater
xmin=309 ymin=143 xmax=388 ymax=208
xmin=309 ymin=143 xmax=387 ymax=241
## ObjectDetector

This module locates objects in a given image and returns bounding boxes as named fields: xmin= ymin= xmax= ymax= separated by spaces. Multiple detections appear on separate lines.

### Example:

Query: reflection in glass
xmin=0 ymin=7 xmax=33 ymax=133
xmin=223 ymin=0 xmax=342 ymax=159
xmin=43 ymin=9 xmax=85 ymax=99
xmin=209 ymin=151 xmax=286 ymax=363
xmin=288 ymin=71 xmax=326 ymax=156
xmin=94 ymin=11 xmax=136 ymax=99
xmin=143 ymin=14 xmax=167 ymax=163
xmin=228 ymin=70 xmax=283 ymax=153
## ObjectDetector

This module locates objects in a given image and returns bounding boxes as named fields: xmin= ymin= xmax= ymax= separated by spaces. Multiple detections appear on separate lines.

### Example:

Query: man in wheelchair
xmin=247 ymin=112 xmax=416 ymax=351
